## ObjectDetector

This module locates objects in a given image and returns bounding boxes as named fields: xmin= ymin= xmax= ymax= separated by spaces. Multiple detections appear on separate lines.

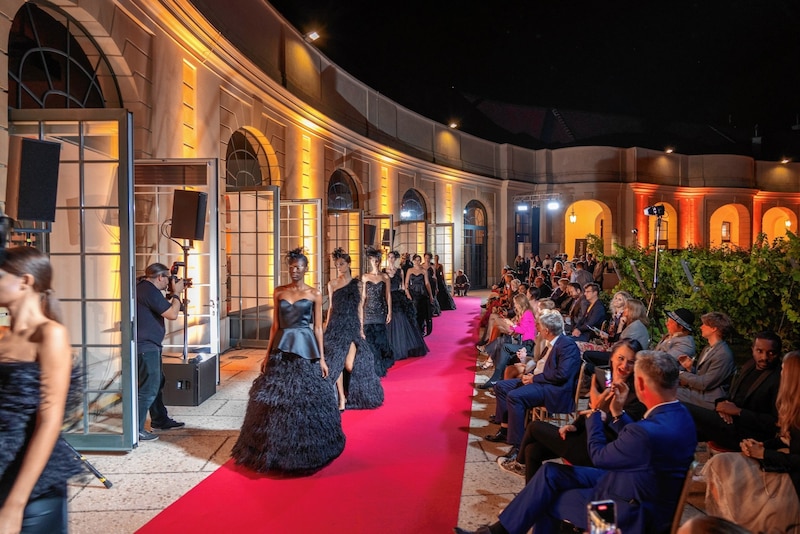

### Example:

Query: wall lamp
xmin=304 ymin=31 xmax=320 ymax=43
xmin=569 ymin=208 xmax=577 ymax=224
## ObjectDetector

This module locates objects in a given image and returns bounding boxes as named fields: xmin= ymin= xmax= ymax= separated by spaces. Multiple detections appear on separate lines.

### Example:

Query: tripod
xmin=61 ymin=438 xmax=113 ymax=489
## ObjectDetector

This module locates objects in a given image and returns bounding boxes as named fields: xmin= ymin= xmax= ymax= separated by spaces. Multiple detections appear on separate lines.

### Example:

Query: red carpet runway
xmin=138 ymin=297 xmax=481 ymax=534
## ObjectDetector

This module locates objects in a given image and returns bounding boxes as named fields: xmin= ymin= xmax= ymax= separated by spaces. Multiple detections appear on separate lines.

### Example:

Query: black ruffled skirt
xmin=388 ymin=290 xmax=428 ymax=359
xmin=232 ymin=352 xmax=345 ymax=475
xmin=364 ymin=323 xmax=394 ymax=377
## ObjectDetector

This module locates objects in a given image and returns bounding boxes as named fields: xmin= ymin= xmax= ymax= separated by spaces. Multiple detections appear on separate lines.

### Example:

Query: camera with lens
xmin=643 ymin=205 xmax=665 ymax=216
xmin=168 ymin=261 xmax=193 ymax=292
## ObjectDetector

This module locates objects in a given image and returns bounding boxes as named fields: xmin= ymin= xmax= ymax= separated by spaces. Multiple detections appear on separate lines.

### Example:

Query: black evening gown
xmin=408 ymin=273 xmax=432 ymax=336
xmin=324 ymin=279 xmax=384 ymax=409
xmin=0 ymin=362 xmax=86 ymax=505
xmin=435 ymin=264 xmax=456 ymax=311
xmin=363 ymin=280 xmax=395 ymax=377
xmin=385 ymin=269 xmax=428 ymax=359
xmin=232 ymin=299 xmax=345 ymax=475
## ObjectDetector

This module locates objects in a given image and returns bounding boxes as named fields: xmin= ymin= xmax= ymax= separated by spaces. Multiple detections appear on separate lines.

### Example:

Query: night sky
xmin=269 ymin=0 xmax=800 ymax=154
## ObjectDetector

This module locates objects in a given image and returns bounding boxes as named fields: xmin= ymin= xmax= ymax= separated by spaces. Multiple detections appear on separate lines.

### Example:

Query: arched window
xmin=226 ymin=130 xmax=269 ymax=187
xmin=400 ymin=189 xmax=426 ymax=222
xmin=327 ymin=169 xmax=358 ymax=210
xmin=8 ymin=3 xmax=121 ymax=109
xmin=464 ymin=200 xmax=486 ymax=226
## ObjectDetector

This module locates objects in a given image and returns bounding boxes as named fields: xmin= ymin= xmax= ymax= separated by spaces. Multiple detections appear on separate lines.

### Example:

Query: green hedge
xmin=591 ymin=232 xmax=800 ymax=355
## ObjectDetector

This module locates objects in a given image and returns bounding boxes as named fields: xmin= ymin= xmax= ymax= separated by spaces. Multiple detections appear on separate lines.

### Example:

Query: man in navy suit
xmin=570 ymin=282 xmax=606 ymax=341
xmin=460 ymin=351 xmax=697 ymax=534
xmin=485 ymin=311 xmax=581 ymax=459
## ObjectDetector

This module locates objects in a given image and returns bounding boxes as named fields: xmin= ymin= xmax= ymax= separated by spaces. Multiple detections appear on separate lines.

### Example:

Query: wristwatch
xmin=167 ymin=294 xmax=180 ymax=302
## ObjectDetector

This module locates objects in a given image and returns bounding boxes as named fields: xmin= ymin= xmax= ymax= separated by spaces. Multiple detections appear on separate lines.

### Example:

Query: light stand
xmin=645 ymin=207 xmax=665 ymax=315
xmin=160 ymin=219 xmax=192 ymax=362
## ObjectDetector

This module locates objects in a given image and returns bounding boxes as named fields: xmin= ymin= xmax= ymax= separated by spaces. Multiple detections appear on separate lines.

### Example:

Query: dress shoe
xmin=478 ymin=380 xmax=496 ymax=390
xmin=497 ymin=446 xmax=519 ymax=462
xmin=488 ymin=414 xmax=499 ymax=424
xmin=151 ymin=418 xmax=185 ymax=430
xmin=484 ymin=428 xmax=508 ymax=443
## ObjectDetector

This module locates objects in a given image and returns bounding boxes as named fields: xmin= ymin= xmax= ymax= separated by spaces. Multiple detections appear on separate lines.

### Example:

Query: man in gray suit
xmin=677 ymin=311 xmax=736 ymax=410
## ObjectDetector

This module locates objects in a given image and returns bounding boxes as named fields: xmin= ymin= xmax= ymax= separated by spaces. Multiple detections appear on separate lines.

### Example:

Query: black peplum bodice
xmin=271 ymin=299 xmax=320 ymax=360
xmin=363 ymin=281 xmax=388 ymax=325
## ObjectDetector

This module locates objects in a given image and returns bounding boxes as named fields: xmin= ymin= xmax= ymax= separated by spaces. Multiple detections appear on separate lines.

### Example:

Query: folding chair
xmin=670 ymin=460 xmax=699 ymax=534
xmin=531 ymin=362 xmax=586 ymax=426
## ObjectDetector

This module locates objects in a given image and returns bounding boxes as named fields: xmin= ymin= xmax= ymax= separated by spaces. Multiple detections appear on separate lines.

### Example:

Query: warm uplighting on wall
xmin=569 ymin=208 xmax=577 ymax=224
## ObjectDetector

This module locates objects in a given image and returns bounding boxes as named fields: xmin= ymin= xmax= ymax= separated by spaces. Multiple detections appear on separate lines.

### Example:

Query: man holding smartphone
xmin=456 ymin=351 xmax=696 ymax=534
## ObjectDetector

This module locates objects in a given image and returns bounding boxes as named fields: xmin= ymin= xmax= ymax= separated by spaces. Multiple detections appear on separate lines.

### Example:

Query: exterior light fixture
xmin=787 ymin=220 xmax=792 ymax=228
xmin=569 ymin=208 xmax=577 ymax=224
xmin=516 ymin=204 xmax=529 ymax=212
xmin=665 ymin=147 xmax=674 ymax=154
xmin=449 ymin=122 xmax=458 ymax=129
xmin=546 ymin=201 xmax=560 ymax=210
xmin=781 ymin=157 xmax=791 ymax=164
xmin=304 ymin=31 xmax=320 ymax=43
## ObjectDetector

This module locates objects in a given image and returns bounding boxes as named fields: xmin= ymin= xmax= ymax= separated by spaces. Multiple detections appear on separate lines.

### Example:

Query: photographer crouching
xmin=136 ymin=263 xmax=186 ymax=441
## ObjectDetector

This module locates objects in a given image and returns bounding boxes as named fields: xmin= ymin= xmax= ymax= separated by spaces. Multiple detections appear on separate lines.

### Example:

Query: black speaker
xmin=364 ymin=223 xmax=377 ymax=245
xmin=381 ymin=228 xmax=395 ymax=247
xmin=170 ymin=190 xmax=207 ymax=241
xmin=6 ymin=137 xmax=61 ymax=222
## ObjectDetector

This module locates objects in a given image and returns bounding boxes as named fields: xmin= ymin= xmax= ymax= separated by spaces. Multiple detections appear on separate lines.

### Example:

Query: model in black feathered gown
xmin=324 ymin=278 xmax=384 ymax=409
xmin=434 ymin=257 xmax=456 ymax=311
xmin=232 ymin=250 xmax=344 ymax=475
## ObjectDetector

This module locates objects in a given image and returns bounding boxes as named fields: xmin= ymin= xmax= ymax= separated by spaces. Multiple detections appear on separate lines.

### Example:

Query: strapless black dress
xmin=385 ymin=269 xmax=428 ymax=359
xmin=232 ymin=299 xmax=345 ymax=475
xmin=363 ymin=281 xmax=394 ymax=377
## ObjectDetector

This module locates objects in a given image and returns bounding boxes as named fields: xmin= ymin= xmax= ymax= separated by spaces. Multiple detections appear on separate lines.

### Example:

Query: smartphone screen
xmin=587 ymin=500 xmax=616 ymax=534
xmin=594 ymin=367 xmax=612 ymax=389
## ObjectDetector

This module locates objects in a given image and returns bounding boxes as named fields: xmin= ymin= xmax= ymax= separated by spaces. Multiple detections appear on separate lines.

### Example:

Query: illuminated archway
xmin=565 ymin=200 xmax=612 ymax=258
xmin=709 ymin=204 xmax=750 ymax=249
xmin=762 ymin=207 xmax=796 ymax=242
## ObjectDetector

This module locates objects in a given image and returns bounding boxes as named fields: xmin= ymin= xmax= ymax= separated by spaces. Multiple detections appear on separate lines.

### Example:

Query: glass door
xmin=327 ymin=209 xmax=363 ymax=281
xmin=280 ymin=199 xmax=323 ymax=289
xmin=10 ymin=108 xmax=135 ymax=451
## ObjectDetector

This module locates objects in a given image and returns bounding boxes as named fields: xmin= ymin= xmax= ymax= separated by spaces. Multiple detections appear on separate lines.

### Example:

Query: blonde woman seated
xmin=702 ymin=350 xmax=800 ymax=534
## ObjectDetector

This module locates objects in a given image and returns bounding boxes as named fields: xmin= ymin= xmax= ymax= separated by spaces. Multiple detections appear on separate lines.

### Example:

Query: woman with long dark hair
xmin=232 ymin=248 xmax=345 ymax=474
xmin=404 ymin=254 xmax=435 ymax=337
xmin=323 ymin=248 xmax=383 ymax=411
xmin=0 ymin=246 xmax=85 ymax=533
xmin=361 ymin=247 xmax=394 ymax=377
xmin=434 ymin=254 xmax=456 ymax=311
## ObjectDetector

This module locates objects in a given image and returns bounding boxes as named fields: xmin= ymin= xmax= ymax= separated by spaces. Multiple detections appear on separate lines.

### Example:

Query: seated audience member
xmin=549 ymin=277 xmax=570 ymax=308
xmin=454 ymin=269 xmax=470 ymax=296
xmin=479 ymin=294 xmax=536 ymax=389
xmin=686 ymin=331 xmax=782 ymax=450
xmin=702 ymin=351 xmax=800 ymax=534
xmin=570 ymin=283 xmax=605 ymax=341
xmin=599 ymin=290 xmax=632 ymax=344
xmin=654 ymin=308 xmax=697 ymax=360
xmin=456 ymin=351 xmax=697 ymax=534
xmin=572 ymin=260 xmax=593 ymax=288
xmin=499 ymin=339 xmax=645 ymax=481
xmin=484 ymin=313 xmax=581 ymax=460
xmin=677 ymin=311 xmax=736 ymax=410
xmin=583 ymin=299 xmax=650 ymax=370
xmin=562 ymin=282 xmax=583 ymax=325
xmin=531 ymin=275 xmax=551 ymax=299
xmin=677 ymin=516 xmax=752 ymax=534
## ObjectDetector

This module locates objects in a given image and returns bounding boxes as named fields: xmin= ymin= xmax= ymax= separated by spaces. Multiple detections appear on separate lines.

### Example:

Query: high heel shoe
xmin=479 ymin=359 xmax=493 ymax=370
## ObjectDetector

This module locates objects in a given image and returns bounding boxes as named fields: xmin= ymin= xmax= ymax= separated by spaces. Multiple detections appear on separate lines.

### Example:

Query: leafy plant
xmin=606 ymin=232 xmax=800 ymax=354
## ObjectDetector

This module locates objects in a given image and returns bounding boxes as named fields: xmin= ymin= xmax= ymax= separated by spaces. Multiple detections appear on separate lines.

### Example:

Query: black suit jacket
xmin=718 ymin=358 xmax=781 ymax=441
